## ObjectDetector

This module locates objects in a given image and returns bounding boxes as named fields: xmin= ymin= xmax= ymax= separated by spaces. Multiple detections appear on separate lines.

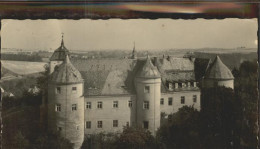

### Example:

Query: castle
xmin=46 ymin=36 xmax=234 ymax=149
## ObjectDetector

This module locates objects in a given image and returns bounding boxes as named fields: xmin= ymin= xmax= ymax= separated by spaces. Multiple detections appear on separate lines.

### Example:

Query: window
xmin=76 ymin=125 xmax=79 ymax=130
xmin=178 ymin=83 xmax=182 ymax=88
xmin=113 ymin=120 xmax=118 ymax=127
xmin=187 ymin=82 xmax=191 ymax=87
xmin=143 ymin=101 xmax=149 ymax=109
xmin=160 ymin=98 xmax=164 ymax=105
xmin=86 ymin=102 xmax=91 ymax=109
xmin=144 ymin=86 xmax=150 ymax=93
xmin=72 ymin=87 xmax=77 ymax=93
xmin=97 ymin=101 xmax=102 ymax=109
xmin=181 ymin=96 xmax=185 ymax=104
xmin=168 ymin=97 xmax=173 ymax=105
xmin=143 ymin=121 xmax=149 ymax=129
xmin=97 ymin=121 xmax=102 ymax=128
xmin=113 ymin=101 xmax=118 ymax=108
xmin=86 ymin=121 xmax=91 ymax=129
xmin=191 ymin=82 xmax=197 ymax=87
xmin=56 ymin=87 xmax=61 ymax=94
xmin=175 ymin=83 xmax=178 ymax=89
xmin=168 ymin=83 xmax=173 ymax=90
xmin=128 ymin=100 xmax=132 ymax=108
xmin=55 ymin=104 xmax=61 ymax=112
xmin=193 ymin=95 xmax=197 ymax=103
xmin=57 ymin=126 xmax=62 ymax=131
xmin=72 ymin=104 xmax=77 ymax=111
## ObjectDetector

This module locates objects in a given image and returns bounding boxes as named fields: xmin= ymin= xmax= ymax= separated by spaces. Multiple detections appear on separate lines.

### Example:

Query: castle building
xmin=47 ymin=37 xmax=201 ymax=148
xmin=202 ymin=55 xmax=234 ymax=89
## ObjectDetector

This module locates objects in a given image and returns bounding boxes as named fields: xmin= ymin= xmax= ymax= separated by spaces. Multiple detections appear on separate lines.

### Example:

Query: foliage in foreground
xmin=81 ymin=127 xmax=159 ymax=149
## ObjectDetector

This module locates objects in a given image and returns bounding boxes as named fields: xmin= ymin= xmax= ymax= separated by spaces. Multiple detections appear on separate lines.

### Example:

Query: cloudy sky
xmin=1 ymin=19 xmax=257 ymax=51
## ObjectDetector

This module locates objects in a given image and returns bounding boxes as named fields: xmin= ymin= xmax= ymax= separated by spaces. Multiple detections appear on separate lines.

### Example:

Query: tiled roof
xmin=204 ymin=56 xmax=234 ymax=80
xmin=159 ymin=57 xmax=194 ymax=71
xmin=135 ymin=55 xmax=161 ymax=79
xmin=50 ymin=55 xmax=83 ymax=84
xmin=50 ymin=39 xmax=70 ymax=61
xmin=71 ymin=59 xmax=137 ymax=96
xmin=68 ymin=56 xmax=197 ymax=96
xmin=163 ymin=71 xmax=195 ymax=82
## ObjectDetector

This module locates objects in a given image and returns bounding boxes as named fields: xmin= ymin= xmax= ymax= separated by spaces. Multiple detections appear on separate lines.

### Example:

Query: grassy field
xmin=1 ymin=60 xmax=47 ymax=75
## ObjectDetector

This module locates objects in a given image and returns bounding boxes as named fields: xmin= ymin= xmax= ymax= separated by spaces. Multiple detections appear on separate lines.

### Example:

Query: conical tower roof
xmin=50 ymin=34 xmax=70 ymax=61
xmin=50 ymin=55 xmax=83 ymax=84
xmin=204 ymin=55 xmax=234 ymax=80
xmin=136 ymin=55 xmax=161 ymax=79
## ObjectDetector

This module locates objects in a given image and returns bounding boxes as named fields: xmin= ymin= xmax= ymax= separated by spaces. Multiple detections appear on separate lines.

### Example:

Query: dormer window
xmin=175 ymin=83 xmax=178 ymax=89
xmin=168 ymin=83 xmax=173 ymax=91
xmin=191 ymin=82 xmax=197 ymax=87
xmin=178 ymin=83 xmax=182 ymax=88
xmin=187 ymin=82 xmax=191 ymax=87
xmin=182 ymin=83 xmax=186 ymax=88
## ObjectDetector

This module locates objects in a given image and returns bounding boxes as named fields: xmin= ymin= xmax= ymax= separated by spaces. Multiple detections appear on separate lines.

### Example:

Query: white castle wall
xmin=84 ymin=95 xmax=136 ymax=135
xmin=161 ymin=90 xmax=201 ymax=114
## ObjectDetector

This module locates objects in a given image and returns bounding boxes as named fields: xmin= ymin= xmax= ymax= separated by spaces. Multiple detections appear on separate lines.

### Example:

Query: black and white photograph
xmin=0 ymin=19 xmax=258 ymax=149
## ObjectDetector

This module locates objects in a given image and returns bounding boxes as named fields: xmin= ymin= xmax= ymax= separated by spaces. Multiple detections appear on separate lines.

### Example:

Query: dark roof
xmin=135 ymin=55 xmax=161 ymax=79
xmin=194 ymin=58 xmax=211 ymax=80
xmin=50 ymin=39 xmax=70 ymax=61
xmin=50 ymin=55 xmax=83 ymax=84
xmin=204 ymin=56 xmax=234 ymax=80
xmin=163 ymin=71 xmax=195 ymax=82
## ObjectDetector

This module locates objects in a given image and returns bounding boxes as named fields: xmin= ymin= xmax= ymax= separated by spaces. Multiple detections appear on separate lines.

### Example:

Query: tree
xmin=10 ymin=131 xmax=30 ymax=149
xmin=81 ymin=132 xmax=119 ymax=149
xmin=234 ymin=60 xmax=258 ymax=149
xmin=114 ymin=127 xmax=157 ymax=149
xmin=157 ymin=106 xmax=201 ymax=149
xmin=32 ymin=132 xmax=73 ymax=149
xmin=200 ymin=87 xmax=240 ymax=149
xmin=36 ymin=64 xmax=50 ymax=94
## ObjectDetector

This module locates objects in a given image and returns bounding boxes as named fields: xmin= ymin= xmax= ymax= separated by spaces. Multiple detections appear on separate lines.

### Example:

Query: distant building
xmin=45 ymin=36 xmax=235 ymax=149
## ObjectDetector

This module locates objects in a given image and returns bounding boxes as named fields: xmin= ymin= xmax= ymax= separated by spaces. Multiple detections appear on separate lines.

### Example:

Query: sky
xmin=1 ymin=19 xmax=257 ymax=51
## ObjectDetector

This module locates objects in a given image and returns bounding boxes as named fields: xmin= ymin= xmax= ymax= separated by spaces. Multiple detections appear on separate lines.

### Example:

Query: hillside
xmin=193 ymin=51 xmax=257 ymax=69
xmin=1 ymin=61 xmax=47 ymax=76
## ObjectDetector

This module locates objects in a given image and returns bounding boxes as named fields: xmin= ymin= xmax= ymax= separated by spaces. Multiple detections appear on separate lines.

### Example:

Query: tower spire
xmin=61 ymin=33 xmax=64 ymax=46
xmin=131 ymin=41 xmax=137 ymax=59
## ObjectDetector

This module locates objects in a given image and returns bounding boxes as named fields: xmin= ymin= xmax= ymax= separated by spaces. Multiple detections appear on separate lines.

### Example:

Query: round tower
xmin=48 ymin=55 xmax=84 ymax=149
xmin=202 ymin=55 xmax=234 ymax=89
xmin=135 ymin=55 xmax=161 ymax=135
xmin=49 ymin=34 xmax=70 ymax=74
